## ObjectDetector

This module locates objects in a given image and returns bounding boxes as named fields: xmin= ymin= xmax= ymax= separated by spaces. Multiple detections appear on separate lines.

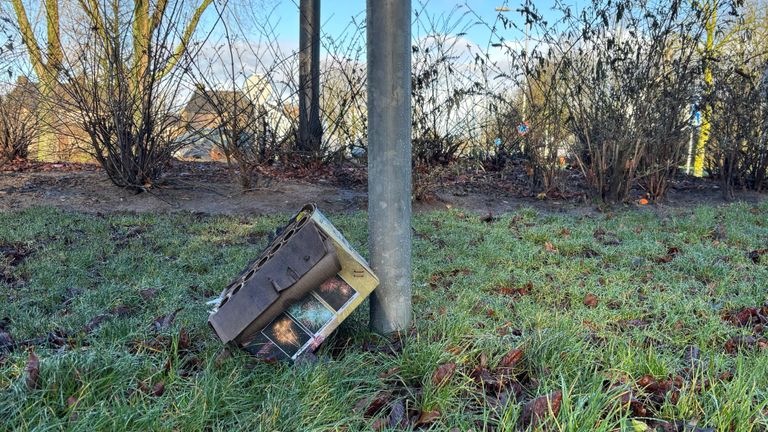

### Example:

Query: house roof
xmin=3 ymin=76 xmax=41 ymax=112
xmin=183 ymin=89 xmax=253 ymax=116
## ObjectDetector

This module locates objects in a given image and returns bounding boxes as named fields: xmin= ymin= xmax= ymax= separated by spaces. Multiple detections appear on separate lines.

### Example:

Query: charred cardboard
xmin=209 ymin=207 xmax=340 ymax=344
xmin=208 ymin=204 xmax=379 ymax=362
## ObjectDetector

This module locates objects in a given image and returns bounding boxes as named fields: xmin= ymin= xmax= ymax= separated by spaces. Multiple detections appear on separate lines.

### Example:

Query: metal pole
xmin=367 ymin=0 xmax=412 ymax=335
xmin=298 ymin=0 xmax=322 ymax=157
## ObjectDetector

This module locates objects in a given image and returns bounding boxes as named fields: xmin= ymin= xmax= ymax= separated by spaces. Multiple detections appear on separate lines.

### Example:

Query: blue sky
xmin=209 ymin=0 xmax=570 ymax=53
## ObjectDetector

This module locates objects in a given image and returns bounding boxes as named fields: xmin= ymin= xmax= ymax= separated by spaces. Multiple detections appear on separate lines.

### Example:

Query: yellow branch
xmin=10 ymin=0 xmax=45 ymax=79
xmin=160 ymin=0 xmax=213 ymax=78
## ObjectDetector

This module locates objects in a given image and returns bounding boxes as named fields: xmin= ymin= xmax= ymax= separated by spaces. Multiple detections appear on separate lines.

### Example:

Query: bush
xmin=551 ymin=0 xmax=701 ymax=203
xmin=705 ymin=4 xmax=768 ymax=197
xmin=0 ymin=92 xmax=36 ymax=165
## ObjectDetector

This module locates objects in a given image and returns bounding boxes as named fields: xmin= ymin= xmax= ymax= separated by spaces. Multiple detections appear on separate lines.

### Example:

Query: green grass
xmin=1 ymin=203 xmax=767 ymax=431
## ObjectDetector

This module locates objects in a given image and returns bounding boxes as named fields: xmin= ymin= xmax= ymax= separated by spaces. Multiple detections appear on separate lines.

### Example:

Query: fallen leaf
xmin=498 ymin=348 xmax=524 ymax=369
xmin=480 ymin=212 xmax=496 ymax=223
xmin=724 ymin=336 xmax=762 ymax=354
xmin=139 ymin=288 xmax=158 ymax=300
xmin=178 ymin=327 xmax=191 ymax=350
xmin=66 ymin=395 xmax=79 ymax=408
xmin=111 ymin=304 xmax=132 ymax=317
xmin=655 ymin=247 xmax=681 ymax=264
xmin=25 ymin=348 xmax=40 ymax=389
xmin=498 ymin=282 xmax=532 ymax=297
xmin=432 ymin=363 xmax=456 ymax=387
xmin=583 ymin=293 xmax=599 ymax=308
xmin=747 ymin=249 xmax=767 ymax=264
xmin=519 ymin=391 xmax=562 ymax=429
xmin=151 ymin=382 xmax=165 ymax=397
xmin=415 ymin=409 xmax=441 ymax=426
xmin=387 ymin=399 xmax=406 ymax=428
xmin=359 ymin=392 xmax=391 ymax=418
xmin=379 ymin=367 xmax=400 ymax=379
xmin=151 ymin=308 xmax=182 ymax=332
xmin=469 ymin=365 xmax=497 ymax=387
xmin=370 ymin=418 xmax=387 ymax=431
xmin=544 ymin=241 xmax=558 ymax=253
xmin=83 ymin=314 xmax=110 ymax=333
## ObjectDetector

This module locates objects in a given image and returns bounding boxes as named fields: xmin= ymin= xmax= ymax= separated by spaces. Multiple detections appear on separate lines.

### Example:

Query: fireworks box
xmin=208 ymin=204 xmax=379 ymax=362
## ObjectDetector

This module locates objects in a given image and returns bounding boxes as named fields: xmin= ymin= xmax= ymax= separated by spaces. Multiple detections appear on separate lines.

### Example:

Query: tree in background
xmin=297 ymin=0 xmax=322 ymax=160
xmin=8 ymin=0 xmax=212 ymax=162
xmin=707 ymin=0 xmax=768 ymax=196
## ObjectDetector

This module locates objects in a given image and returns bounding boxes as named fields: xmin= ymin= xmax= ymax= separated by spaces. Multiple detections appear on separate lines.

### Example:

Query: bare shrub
xmin=410 ymin=3 xmax=487 ymax=166
xmin=51 ymin=2 xmax=213 ymax=190
xmin=0 ymin=81 xmax=37 ymax=164
xmin=707 ymin=3 xmax=768 ymax=197
xmin=551 ymin=0 xmax=704 ymax=203
xmin=186 ymin=3 xmax=295 ymax=189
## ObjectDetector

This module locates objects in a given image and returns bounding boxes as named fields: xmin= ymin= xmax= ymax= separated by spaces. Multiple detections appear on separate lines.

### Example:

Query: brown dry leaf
xmin=66 ymin=395 xmax=79 ymax=408
xmin=432 ymin=362 xmax=456 ymax=387
xmin=151 ymin=308 xmax=182 ymax=332
xmin=139 ymin=288 xmax=158 ymax=300
xmin=178 ymin=327 xmax=191 ymax=350
xmin=519 ymin=391 xmax=563 ymax=429
xmin=498 ymin=348 xmax=524 ymax=369
xmin=480 ymin=212 xmax=496 ymax=223
xmin=370 ymin=418 xmax=387 ymax=431
xmin=379 ymin=367 xmax=400 ymax=379
xmin=748 ymin=249 xmax=768 ymax=264
xmin=469 ymin=365 xmax=497 ymax=387
xmin=360 ymin=392 xmax=392 ymax=418
xmin=724 ymin=336 xmax=761 ymax=354
xmin=560 ymin=228 xmax=571 ymax=238
xmin=83 ymin=313 xmax=110 ymax=333
xmin=25 ymin=348 xmax=40 ymax=389
xmin=544 ymin=241 xmax=558 ymax=253
xmin=479 ymin=352 xmax=488 ymax=369
xmin=415 ymin=409 xmax=441 ymax=426
xmin=583 ymin=293 xmax=599 ymax=308
xmin=655 ymin=247 xmax=681 ymax=264
xmin=151 ymin=382 xmax=165 ymax=397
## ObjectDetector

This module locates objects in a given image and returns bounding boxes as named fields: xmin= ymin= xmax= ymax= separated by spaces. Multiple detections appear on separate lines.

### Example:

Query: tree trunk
xmin=298 ymin=0 xmax=322 ymax=159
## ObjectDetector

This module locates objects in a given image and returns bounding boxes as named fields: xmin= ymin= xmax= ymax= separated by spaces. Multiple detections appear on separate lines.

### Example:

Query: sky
xmin=200 ymin=0 xmax=570 ymax=54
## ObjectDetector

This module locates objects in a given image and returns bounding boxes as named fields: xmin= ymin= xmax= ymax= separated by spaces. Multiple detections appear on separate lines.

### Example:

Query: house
xmin=4 ymin=75 xmax=93 ymax=162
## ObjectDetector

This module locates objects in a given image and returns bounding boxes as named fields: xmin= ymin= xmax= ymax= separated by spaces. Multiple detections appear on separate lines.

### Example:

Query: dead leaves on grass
xmin=358 ymin=347 xmax=559 ymax=430
xmin=151 ymin=308 xmax=183 ymax=332
xmin=25 ymin=348 xmax=40 ymax=389
xmin=519 ymin=391 xmax=563 ymax=429
xmin=544 ymin=241 xmax=558 ymax=253
xmin=747 ymin=249 xmax=767 ymax=264
xmin=583 ymin=293 xmax=599 ymax=308
xmin=497 ymin=281 xmax=532 ymax=298
xmin=722 ymin=304 xmax=768 ymax=354
xmin=654 ymin=247 xmax=681 ymax=264
xmin=431 ymin=363 xmax=456 ymax=387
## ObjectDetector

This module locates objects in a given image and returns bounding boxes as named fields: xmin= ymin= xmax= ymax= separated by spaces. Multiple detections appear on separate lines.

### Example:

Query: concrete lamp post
xmin=367 ymin=0 xmax=413 ymax=335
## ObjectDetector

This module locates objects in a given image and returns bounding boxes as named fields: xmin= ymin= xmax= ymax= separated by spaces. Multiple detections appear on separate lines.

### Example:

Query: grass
xmin=0 ymin=203 xmax=767 ymax=431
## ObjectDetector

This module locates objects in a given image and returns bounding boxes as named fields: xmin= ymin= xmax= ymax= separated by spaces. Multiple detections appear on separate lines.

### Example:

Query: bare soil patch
xmin=0 ymin=160 xmax=764 ymax=215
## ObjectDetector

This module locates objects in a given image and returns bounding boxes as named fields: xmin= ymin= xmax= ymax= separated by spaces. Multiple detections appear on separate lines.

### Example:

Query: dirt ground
xmin=0 ymin=160 xmax=764 ymax=216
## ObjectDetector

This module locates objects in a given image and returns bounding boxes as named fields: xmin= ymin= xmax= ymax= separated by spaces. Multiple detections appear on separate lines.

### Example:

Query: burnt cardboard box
xmin=208 ymin=204 xmax=379 ymax=362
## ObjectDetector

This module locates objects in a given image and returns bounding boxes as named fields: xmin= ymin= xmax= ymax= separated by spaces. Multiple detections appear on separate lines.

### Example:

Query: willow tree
xmin=692 ymin=0 xmax=747 ymax=177
xmin=10 ymin=0 xmax=212 ymax=161
xmin=693 ymin=0 xmax=718 ymax=177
